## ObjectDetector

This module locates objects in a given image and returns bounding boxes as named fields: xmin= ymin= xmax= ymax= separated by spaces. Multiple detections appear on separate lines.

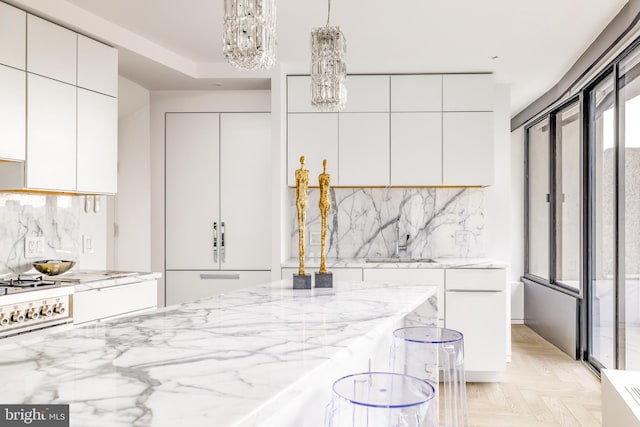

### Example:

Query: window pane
xmin=591 ymin=75 xmax=616 ymax=369
xmin=619 ymin=48 xmax=640 ymax=370
xmin=528 ymin=119 xmax=550 ymax=279
xmin=555 ymin=102 xmax=581 ymax=289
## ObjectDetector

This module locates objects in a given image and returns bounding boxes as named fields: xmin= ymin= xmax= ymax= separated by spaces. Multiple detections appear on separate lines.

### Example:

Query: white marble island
xmin=0 ymin=280 xmax=437 ymax=427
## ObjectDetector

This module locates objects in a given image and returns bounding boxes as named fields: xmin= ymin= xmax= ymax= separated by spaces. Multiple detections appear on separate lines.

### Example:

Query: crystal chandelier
xmin=223 ymin=0 xmax=277 ymax=70
xmin=310 ymin=0 xmax=346 ymax=111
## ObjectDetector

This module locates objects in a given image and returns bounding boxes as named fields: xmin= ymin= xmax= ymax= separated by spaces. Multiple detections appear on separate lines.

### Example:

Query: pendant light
xmin=310 ymin=0 xmax=347 ymax=110
xmin=223 ymin=0 xmax=277 ymax=70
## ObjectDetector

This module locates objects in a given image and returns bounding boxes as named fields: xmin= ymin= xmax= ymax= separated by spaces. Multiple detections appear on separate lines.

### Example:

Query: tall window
xmin=527 ymin=119 xmax=550 ymax=280
xmin=589 ymin=75 xmax=616 ymax=369
xmin=619 ymin=48 xmax=640 ymax=370
xmin=555 ymin=102 xmax=582 ymax=289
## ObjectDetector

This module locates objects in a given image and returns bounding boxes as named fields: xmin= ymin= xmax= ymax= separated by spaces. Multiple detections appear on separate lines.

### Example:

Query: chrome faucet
xmin=394 ymin=215 xmax=410 ymax=258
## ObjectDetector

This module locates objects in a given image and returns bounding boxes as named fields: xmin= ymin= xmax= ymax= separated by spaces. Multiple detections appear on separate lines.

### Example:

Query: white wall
xmin=510 ymin=126 xmax=525 ymax=324
xmin=79 ymin=195 xmax=108 ymax=270
xmin=109 ymin=76 xmax=152 ymax=272
xmin=150 ymin=90 xmax=271 ymax=306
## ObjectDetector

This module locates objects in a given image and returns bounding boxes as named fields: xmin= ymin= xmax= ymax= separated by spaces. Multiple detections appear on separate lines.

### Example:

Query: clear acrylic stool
xmin=391 ymin=327 xmax=467 ymax=427
xmin=325 ymin=372 xmax=436 ymax=427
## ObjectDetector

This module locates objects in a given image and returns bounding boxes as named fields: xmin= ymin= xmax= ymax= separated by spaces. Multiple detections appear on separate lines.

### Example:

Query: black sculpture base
xmin=293 ymin=274 xmax=312 ymax=289
xmin=314 ymin=272 xmax=333 ymax=288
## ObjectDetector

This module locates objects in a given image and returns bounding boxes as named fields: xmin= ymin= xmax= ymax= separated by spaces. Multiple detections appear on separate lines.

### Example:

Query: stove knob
xmin=40 ymin=305 xmax=53 ymax=317
xmin=0 ymin=315 xmax=7 ymax=326
xmin=10 ymin=311 xmax=24 ymax=323
xmin=26 ymin=308 xmax=39 ymax=320
xmin=53 ymin=304 xmax=65 ymax=315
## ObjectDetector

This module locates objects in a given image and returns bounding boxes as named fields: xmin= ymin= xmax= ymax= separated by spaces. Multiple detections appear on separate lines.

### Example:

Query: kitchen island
xmin=0 ymin=280 xmax=437 ymax=427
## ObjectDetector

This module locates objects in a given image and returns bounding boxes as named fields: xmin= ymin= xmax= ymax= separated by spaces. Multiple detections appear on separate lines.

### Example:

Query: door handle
xmin=221 ymin=221 xmax=226 ymax=263
xmin=213 ymin=222 xmax=218 ymax=262
xmin=199 ymin=273 xmax=240 ymax=280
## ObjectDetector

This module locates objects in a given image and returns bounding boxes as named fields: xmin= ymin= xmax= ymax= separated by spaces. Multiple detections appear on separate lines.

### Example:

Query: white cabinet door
xmin=0 ymin=65 xmax=26 ymax=161
xmin=442 ymin=112 xmax=494 ymax=186
xmin=287 ymin=113 xmax=338 ymax=186
xmin=74 ymin=280 xmax=157 ymax=325
xmin=165 ymin=113 xmax=220 ymax=270
xmin=27 ymin=15 xmax=77 ymax=85
xmin=442 ymin=74 xmax=494 ymax=111
xmin=342 ymin=75 xmax=390 ymax=112
xmin=77 ymin=89 xmax=117 ymax=194
xmin=0 ymin=2 xmax=26 ymax=69
xmin=446 ymin=291 xmax=505 ymax=372
xmin=287 ymin=75 xmax=314 ymax=113
xmin=445 ymin=268 xmax=506 ymax=373
xmin=220 ymin=113 xmax=271 ymax=270
xmin=77 ymin=35 xmax=118 ymax=97
xmin=391 ymin=75 xmax=442 ymax=112
xmin=363 ymin=268 xmax=444 ymax=321
xmin=165 ymin=270 xmax=270 ymax=306
xmin=338 ymin=113 xmax=389 ymax=186
xmin=390 ymin=112 xmax=442 ymax=186
xmin=27 ymin=74 xmax=76 ymax=191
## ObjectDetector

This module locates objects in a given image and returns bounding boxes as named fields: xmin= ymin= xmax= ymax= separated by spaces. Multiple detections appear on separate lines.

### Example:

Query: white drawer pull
xmin=199 ymin=273 xmax=240 ymax=280
xmin=97 ymin=283 xmax=146 ymax=292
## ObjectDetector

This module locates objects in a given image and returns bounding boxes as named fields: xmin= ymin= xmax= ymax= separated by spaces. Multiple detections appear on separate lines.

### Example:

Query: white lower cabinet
xmin=363 ymin=268 xmax=444 ymax=324
xmin=281 ymin=268 xmax=363 ymax=283
xmin=166 ymin=270 xmax=271 ymax=306
xmin=445 ymin=268 xmax=506 ymax=379
xmin=73 ymin=280 xmax=158 ymax=325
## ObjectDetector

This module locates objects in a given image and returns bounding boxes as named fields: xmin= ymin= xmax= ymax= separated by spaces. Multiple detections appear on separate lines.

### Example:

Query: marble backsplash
xmin=0 ymin=193 xmax=80 ymax=275
xmin=290 ymin=188 xmax=484 ymax=259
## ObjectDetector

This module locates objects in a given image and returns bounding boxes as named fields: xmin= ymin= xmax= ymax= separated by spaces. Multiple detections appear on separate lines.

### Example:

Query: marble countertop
xmin=281 ymin=257 xmax=508 ymax=269
xmin=0 ymin=280 xmax=436 ymax=426
xmin=55 ymin=271 xmax=161 ymax=292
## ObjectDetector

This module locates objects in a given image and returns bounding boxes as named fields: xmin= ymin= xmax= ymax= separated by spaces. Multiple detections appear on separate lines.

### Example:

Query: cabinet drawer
xmin=445 ymin=268 xmax=505 ymax=291
xmin=74 ymin=280 xmax=157 ymax=324
xmin=166 ymin=270 xmax=270 ymax=306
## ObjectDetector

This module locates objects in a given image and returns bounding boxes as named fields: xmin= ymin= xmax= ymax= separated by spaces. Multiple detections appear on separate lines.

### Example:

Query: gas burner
xmin=0 ymin=275 xmax=61 ymax=294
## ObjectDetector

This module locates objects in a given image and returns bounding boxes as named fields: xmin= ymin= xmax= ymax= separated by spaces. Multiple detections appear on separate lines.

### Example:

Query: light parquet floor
xmin=466 ymin=325 xmax=601 ymax=427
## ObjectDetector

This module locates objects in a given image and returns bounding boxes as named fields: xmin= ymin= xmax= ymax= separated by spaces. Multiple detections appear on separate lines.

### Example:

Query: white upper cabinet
xmin=287 ymin=113 xmax=339 ymax=186
xmin=287 ymin=75 xmax=313 ymax=113
xmin=27 ymin=14 xmax=77 ymax=85
xmin=77 ymin=89 xmax=118 ymax=194
xmin=77 ymin=35 xmax=118 ymax=97
xmin=391 ymin=75 xmax=442 ymax=112
xmin=0 ymin=2 xmax=26 ymax=69
xmin=27 ymin=74 xmax=76 ymax=191
xmin=339 ymin=113 xmax=390 ymax=186
xmin=0 ymin=65 xmax=26 ymax=161
xmin=391 ymin=112 xmax=442 ymax=186
xmin=442 ymin=74 xmax=494 ymax=111
xmin=342 ymin=75 xmax=389 ymax=112
xmin=443 ymin=112 xmax=494 ymax=186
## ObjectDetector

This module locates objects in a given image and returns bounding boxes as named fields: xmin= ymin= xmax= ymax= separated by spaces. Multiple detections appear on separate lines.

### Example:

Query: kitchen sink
xmin=365 ymin=257 xmax=438 ymax=263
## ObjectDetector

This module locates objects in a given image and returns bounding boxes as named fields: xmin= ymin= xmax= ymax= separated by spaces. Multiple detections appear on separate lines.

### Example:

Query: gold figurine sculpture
xmin=318 ymin=160 xmax=331 ymax=273
xmin=315 ymin=159 xmax=333 ymax=288
xmin=295 ymin=156 xmax=310 ymax=279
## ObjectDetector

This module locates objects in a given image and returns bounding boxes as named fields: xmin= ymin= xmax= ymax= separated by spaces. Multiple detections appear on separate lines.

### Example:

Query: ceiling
xmin=12 ymin=0 xmax=629 ymax=115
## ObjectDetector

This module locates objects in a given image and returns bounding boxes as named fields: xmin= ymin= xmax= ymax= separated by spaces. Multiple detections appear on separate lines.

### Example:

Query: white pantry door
xmin=165 ymin=113 xmax=220 ymax=270
xmin=219 ymin=113 xmax=271 ymax=270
